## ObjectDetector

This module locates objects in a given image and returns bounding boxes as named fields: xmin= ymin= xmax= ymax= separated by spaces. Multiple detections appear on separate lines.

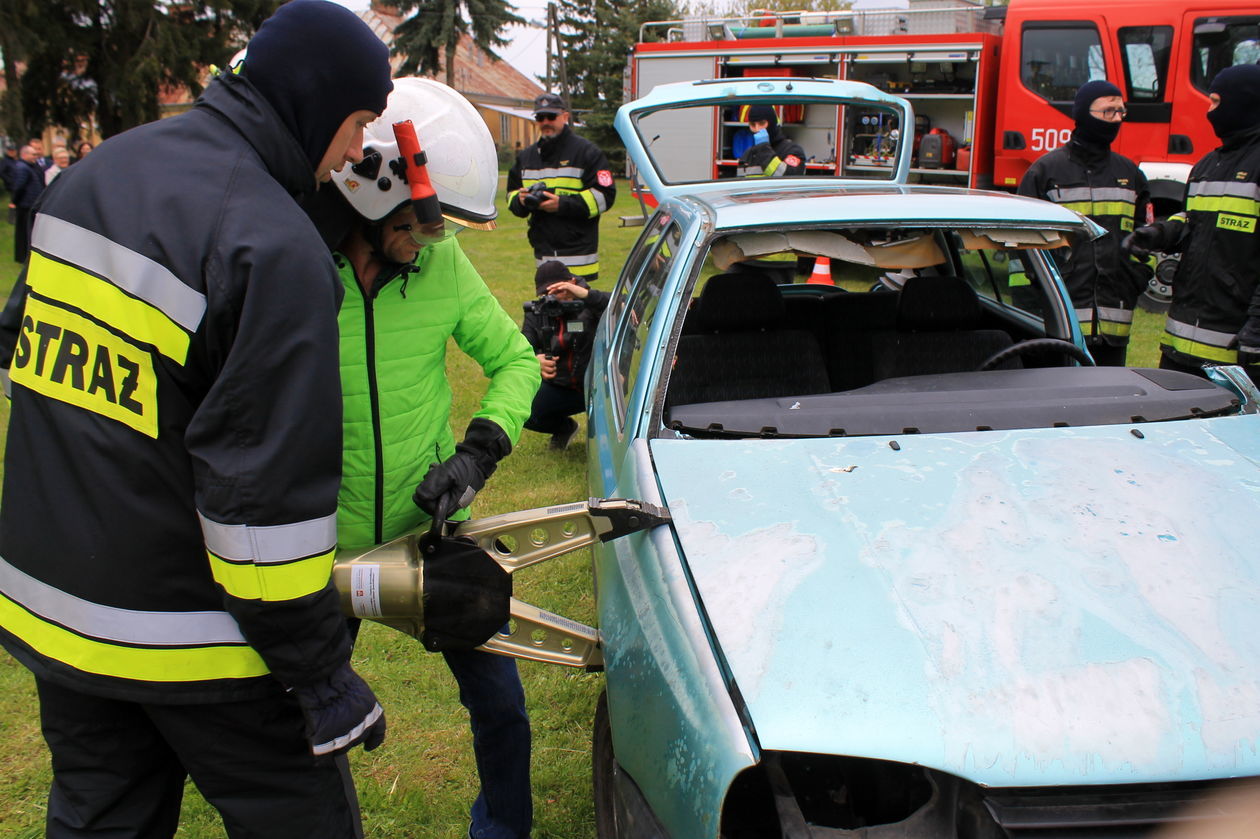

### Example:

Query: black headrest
xmin=896 ymin=276 xmax=982 ymax=331
xmin=690 ymin=271 xmax=785 ymax=332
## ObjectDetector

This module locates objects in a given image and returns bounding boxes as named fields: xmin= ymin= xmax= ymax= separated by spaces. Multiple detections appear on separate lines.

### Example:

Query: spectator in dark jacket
xmin=10 ymin=145 xmax=44 ymax=262
xmin=521 ymin=260 xmax=609 ymax=449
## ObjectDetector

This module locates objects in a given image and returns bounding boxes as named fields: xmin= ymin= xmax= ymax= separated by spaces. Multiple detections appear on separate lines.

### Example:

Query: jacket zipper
xmin=354 ymin=279 xmax=386 ymax=546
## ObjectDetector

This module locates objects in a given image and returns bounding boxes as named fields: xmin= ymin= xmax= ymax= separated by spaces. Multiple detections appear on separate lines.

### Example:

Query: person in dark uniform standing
xmin=1124 ymin=64 xmax=1260 ymax=384
xmin=737 ymin=104 xmax=806 ymax=178
xmin=1019 ymin=80 xmax=1152 ymax=366
xmin=0 ymin=2 xmax=393 ymax=835
xmin=507 ymin=92 xmax=616 ymax=281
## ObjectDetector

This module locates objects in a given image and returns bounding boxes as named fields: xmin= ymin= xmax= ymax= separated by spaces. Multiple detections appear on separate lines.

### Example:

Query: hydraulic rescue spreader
xmin=331 ymin=498 xmax=670 ymax=670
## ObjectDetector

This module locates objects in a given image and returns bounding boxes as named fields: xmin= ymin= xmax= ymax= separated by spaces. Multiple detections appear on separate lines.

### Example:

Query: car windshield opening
xmin=661 ymin=226 xmax=1243 ymax=438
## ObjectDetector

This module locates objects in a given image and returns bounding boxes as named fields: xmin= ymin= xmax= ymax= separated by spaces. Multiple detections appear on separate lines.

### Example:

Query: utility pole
xmin=546 ymin=2 xmax=569 ymax=102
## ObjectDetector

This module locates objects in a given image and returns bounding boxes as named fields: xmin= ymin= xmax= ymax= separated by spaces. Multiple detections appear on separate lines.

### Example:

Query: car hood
xmin=650 ymin=416 xmax=1260 ymax=787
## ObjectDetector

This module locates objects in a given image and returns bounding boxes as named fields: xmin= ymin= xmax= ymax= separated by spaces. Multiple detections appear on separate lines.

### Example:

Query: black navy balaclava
xmin=244 ymin=0 xmax=394 ymax=169
xmin=1073 ymin=80 xmax=1124 ymax=147
xmin=1207 ymin=64 xmax=1260 ymax=141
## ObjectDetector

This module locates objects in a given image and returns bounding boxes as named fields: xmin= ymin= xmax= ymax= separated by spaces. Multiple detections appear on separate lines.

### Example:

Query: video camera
xmin=519 ymin=181 xmax=551 ymax=212
xmin=523 ymin=294 xmax=585 ymax=357
xmin=523 ymin=293 xmax=584 ymax=320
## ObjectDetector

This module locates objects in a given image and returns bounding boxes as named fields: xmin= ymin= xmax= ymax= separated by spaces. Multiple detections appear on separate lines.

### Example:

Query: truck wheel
xmin=593 ymin=690 xmax=621 ymax=839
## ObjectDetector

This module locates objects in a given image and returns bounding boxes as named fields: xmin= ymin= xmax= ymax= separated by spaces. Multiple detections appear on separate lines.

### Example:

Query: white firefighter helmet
xmin=332 ymin=77 xmax=498 ymax=229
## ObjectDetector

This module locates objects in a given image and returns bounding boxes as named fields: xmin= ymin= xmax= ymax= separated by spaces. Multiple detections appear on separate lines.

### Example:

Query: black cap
xmin=535 ymin=260 xmax=572 ymax=292
xmin=534 ymin=93 xmax=568 ymax=116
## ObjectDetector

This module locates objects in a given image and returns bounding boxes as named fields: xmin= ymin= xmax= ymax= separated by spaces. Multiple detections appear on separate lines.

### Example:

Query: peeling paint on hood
xmin=651 ymin=416 xmax=1260 ymax=787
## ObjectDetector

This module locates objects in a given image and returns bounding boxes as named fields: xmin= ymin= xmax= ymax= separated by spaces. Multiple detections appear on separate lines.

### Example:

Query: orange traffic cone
xmin=808 ymin=256 xmax=834 ymax=285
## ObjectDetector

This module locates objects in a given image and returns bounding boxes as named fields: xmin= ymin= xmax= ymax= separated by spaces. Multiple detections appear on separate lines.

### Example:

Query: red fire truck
xmin=628 ymin=0 xmax=1260 ymax=215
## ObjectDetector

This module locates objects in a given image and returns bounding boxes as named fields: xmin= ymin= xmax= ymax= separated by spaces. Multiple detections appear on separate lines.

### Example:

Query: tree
xmin=556 ymin=0 xmax=681 ymax=166
xmin=392 ymin=0 xmax=524 ymax=89
xmin=5 ymin=0 xmax=280 ymax=142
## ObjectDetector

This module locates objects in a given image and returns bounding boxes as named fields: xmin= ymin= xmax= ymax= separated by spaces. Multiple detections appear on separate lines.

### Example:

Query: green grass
xmin=0 ymin=186 xmax=1170 ymax=836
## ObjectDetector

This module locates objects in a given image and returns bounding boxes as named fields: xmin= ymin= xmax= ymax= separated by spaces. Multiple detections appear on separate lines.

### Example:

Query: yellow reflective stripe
xmin=1161 ymin=333 xmax=1238 ymax=363
xmin=208 ymin=549 xmax=336 ymax=602
xmin=1187 ymin=194 xmax=1260 ymax=217
xmin=26 ymin=252 xmax=190 ymax=364
xmin=10 ymin=296 xmax=158 ymax=438
xmin=0 ymin=593 xmax=267 ymax=682
xmin=580 ymin=189 xmax=599 ymax=218
xmin=764 ymin=156 xmax=783 ymax=177
xmin=1098 ymin=321 xmax=1132 ymax=337
xmin=569 ymin=261 xmax=599 ymax=277
xmin=1059 ymin=201 xmax=1134 ymax=217
xmin=1009 ymin=271 xmax=1030 ymax=287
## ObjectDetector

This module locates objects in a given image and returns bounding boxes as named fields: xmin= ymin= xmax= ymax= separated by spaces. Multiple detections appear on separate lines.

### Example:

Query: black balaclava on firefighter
xmin=1072 ymin=80 xmax=1124 ymax=148
xmin=1206 ymin=64 xmax=1260 ymax=142
xmin=746 ymin=104 xmax=782 ymax=142
xmin=243 ymin=0 xmax=393 ymax=170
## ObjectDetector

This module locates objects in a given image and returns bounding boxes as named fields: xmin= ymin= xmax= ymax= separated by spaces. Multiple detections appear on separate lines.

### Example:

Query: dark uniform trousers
xmin=37 ymin=678 xmax=362 ymax=839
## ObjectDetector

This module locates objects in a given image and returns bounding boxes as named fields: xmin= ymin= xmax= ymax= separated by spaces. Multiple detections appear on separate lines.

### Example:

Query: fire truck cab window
xmin=1118 ymin=26 xmax=1172 ymax=102
xmin=1021 ymin=25 xmax=1105 ymax=102
xmin=1191 ymin=17 xmax=1260 ymax=93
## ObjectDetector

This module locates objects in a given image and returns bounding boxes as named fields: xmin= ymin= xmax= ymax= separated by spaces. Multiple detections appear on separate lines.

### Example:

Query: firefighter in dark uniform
xmin=0 ymin=2 xmax=392 ymax=835
xmin=737 ymin=104 xmax=806 ymax=178
xmin=1019 ymin=80 xmax=1152 ymax=366
xmin=508 ymin=92 xmax=616 ymax=281
xmin=1125 ymin=64 xmax=1260 ymax=385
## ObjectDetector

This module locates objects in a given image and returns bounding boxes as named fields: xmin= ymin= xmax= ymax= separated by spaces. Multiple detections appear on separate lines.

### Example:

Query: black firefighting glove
xmin=1237 ymin=318 xmax=1260 ymax=367
xmin=1121 ymin=220 xmax=1183 ymax=260
xmin=290 ymin=661 xmax=386 ymax=757
xmin=413 ymin=418 xmax=512 ymax=519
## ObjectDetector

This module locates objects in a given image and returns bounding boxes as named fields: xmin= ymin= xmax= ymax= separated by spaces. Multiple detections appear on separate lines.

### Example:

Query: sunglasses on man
xmin=534 ymin=113 xmax=560 ymax=122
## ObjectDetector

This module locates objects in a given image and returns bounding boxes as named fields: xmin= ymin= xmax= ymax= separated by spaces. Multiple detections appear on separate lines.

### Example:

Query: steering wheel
xmin=977 ymin=338 xmax=1095 ymax=372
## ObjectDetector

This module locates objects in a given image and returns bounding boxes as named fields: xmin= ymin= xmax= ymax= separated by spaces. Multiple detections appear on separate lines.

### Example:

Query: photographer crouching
xmin=522 ymin=260 xmax=610 ymax=449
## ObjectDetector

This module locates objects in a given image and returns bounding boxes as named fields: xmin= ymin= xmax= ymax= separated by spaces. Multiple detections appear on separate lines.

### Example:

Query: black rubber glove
xmin=289 ymin=661 xmax=386 ymax=757
xmin=413 ymin=418 xmax=511 ymax=518
xmin=1237 ymin=318 xmax=1260 ymax=367
xmin=1122 ymin=221 xmax=1182 ymax=259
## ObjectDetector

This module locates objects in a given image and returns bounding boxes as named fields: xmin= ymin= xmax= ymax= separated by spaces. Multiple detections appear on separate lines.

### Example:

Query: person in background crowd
xmin=1019 ymin=80 xmax=1152 ymax=366
xmin=75 ymin=140 xmax=94 ymax=161
xmin=44 ymin=147 xmax=71 ymax=185
xmin=9 ymin=145 xmax=44 ymax=262
xmin=0 ymin=1 xmax=394 ymax=835
xmin=507 ymin=92 xmax=615 ymax=281
xmin=521 ymin=260 xmax=610 ymax=450
xmin=1124 ymin=64 xmax=1260 ymax=385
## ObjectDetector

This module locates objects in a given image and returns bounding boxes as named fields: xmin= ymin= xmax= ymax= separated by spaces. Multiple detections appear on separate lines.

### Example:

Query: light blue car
xmin=585 ymin=78 xmax=1260 ymax=838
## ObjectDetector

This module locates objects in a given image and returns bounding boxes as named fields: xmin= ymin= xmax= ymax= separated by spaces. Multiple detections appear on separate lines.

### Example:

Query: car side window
xmin=959 ymin=246 xmax=1047 ymax=324
xmin=611 ymin=222 xmax=681 ymax=426
xmin=610 ymin=211 xmax=673 ymax=328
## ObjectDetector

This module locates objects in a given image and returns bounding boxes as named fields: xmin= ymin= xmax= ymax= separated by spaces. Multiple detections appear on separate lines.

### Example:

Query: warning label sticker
xmin=350 ymin=564 xmax=383 ymax=618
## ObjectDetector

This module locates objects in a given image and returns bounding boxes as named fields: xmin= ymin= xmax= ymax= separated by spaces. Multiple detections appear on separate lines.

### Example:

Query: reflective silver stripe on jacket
xmin=1164 ymin=317 xmax=1237 ymax=349
xmin=0 ymin=554 xmax=247 ymax=645
xmin=1096 ymin=306 xmax=1134 ymax=324
xmin=199 ymin=512 xmax=337 ymax=563
xmin=1075 ymin=307 xmax=1094 ymax=324
xmin=1186 ymin=180 xmax=1260 ymax=201
xmin=535 ymin=253 xmax=598 ymax=268
xmin=312 ymin=703 xmax=385 ymax=756
xmin=1046 ymin=186 xmax=1137 ymax=202
xmin=592 ymin=189 xmax=609 ymax=213
xmin=520 ymin=167 xmax=586 ymax=181
xmin=32 ymin=214 xmax=207 ymax=332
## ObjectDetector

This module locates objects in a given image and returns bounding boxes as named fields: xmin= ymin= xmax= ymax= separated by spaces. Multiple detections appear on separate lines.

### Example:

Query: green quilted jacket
xmin=336 ymin=237 xmax=539 ymax=550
